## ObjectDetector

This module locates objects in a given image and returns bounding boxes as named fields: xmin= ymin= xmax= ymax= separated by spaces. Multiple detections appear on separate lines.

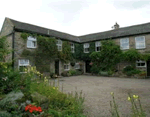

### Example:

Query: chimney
xmin=114 ymin=22 xmax=119 ymax=29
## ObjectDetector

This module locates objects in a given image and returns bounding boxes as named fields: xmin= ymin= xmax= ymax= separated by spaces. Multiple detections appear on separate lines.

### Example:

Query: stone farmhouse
xmin=1 ymin=17 xmax=150 ymax=77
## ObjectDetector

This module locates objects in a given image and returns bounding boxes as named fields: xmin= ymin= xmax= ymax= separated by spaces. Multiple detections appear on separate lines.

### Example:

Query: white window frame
xmin=84 ymin=43 xmax=90 ymax=53
xmin=18 ymin=59 xmax=30 ymax=73
xmin=64 ymin=63 xmax=70 ymax=70
xmin=27 ymin=36 xmax=37 ymax=48
xmin=120 ymin=38 xmax=129 ymax=50
xmin=56 ymin=39 xmax=62 ymax=51
xmin=95 ymin=41 xmax=101 ymax=52
xmin=135 ymin=36 xmax=146 ymax=49
xmin=136 ymin=60 xmax=146 ymax=67
xmin=71 ymin=42 xmax=75 ymax=53
xmin=74 ymin=63 xmax=80 ymax=69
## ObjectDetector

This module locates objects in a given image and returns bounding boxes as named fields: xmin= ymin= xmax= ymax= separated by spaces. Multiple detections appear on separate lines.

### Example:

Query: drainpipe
xmin=12 ymin=26 xmax=15 ymax=69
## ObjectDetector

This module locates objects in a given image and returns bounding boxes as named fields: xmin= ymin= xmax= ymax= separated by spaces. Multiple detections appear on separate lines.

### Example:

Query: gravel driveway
xmin=51 ymin=75 xmax=150 ymax=117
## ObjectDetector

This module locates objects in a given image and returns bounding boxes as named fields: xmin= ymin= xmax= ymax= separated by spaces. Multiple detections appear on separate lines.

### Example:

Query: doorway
xmin=55 ymin=60 xmax=59 ymax=75
xmin=85 ymin=60 xmax=91 ymax=73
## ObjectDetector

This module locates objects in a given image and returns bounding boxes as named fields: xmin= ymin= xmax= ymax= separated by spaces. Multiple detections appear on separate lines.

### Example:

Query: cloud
xmin=1 ymin=0 xmax=150 ymax=36
xmin=110 ymin=0 xmax=150 ymax=10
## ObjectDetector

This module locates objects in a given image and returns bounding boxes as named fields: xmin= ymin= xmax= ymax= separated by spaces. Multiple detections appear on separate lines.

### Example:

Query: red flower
xmin=25 ymin=104 xmax=42 ymax=114
xmin=29 ymin=109 xmax=33 ymax=113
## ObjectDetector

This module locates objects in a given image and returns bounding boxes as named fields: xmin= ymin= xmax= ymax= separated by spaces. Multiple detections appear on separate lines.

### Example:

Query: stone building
xmin=1 ymin=17 xmax=150 ymax=77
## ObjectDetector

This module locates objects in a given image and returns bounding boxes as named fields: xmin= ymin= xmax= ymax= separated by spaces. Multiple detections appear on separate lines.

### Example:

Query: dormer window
xmin=56 ymin=39 xmax=62 ymax=51
xmin=27 ymin=36 xmax=37 ymax=48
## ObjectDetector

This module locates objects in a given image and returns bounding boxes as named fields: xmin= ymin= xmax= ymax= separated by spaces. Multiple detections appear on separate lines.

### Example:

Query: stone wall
xmin=0 ymin=18 xmax=14 ymax=37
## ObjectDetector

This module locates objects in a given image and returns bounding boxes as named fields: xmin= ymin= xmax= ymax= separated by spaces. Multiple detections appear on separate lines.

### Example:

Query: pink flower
xmin=89 ymin=62 xmax=93 ymax=65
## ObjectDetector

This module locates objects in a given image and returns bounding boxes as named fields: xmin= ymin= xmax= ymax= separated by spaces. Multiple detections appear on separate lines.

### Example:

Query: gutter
xmin=12 ymin=26 xmax=15 ymax=69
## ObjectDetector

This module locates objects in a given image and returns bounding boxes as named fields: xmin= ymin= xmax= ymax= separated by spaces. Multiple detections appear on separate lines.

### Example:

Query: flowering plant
xmin=25 ymin=104 xmax=42 ymax=115
xmin=89 ymin=62 xmax=93 ymax=66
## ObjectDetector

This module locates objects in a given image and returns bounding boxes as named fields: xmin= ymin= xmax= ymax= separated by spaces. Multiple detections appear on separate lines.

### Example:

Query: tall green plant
xmin=90 ymin=39 xmax=122 ymax=71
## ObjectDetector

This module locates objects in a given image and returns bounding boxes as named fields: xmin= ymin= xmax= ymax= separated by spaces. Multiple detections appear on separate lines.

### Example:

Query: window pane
xmin=32 ymin=41 xmax=36 ymax=47
xmin=121 ymin=38 xmax=129 ymax=43
xmin=136 ymin=42 xmax=145 ymax=48
xmin=58 ymin=46 xmax=62 ymax=51
xmin=27 ymin=40 xmax=32 ymax=47
xmin=20 ymin=60 xmax=25 ymax=65
xmin=96 ymin=42 xmax=101 ymax=46
xmin=121 ymin=43 xmax=129 ymax=49
xmin=97 ymin=47 xmax=100 ymax=51
xmin=136 ymin=37 xmax=144 ymax=42
xmin=141 ymin=63 xmax=145 ymax=66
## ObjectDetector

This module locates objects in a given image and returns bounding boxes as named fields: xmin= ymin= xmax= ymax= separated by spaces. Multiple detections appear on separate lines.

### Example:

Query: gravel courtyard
xmin=52 ymin=75 xmax=150 ymax=117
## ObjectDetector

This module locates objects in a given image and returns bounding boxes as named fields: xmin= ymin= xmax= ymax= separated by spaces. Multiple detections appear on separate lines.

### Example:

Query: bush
xmin=76 ymin=70 xmax=82 ymax=75
xmin=123 ymin=65 xmax=141 ymax=76
xmin=0 ymin=62 xmax=22 ymax=94
xmin=90 ymin=64 xmax=100 ymax=74
xmin=68 ymin=69 xmax=77 ymax=76
xmin=61 ymin=71 xmax=70 ymax=77
xmin=29 ymin=81 xmax=85 ymax=116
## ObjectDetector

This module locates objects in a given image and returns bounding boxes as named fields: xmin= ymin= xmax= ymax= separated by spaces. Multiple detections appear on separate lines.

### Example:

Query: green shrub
xmin=0 ymin=62 xmax=22 ymax=94
xmin=123 ymin=65 xmax=141 ymax=76
xmin=76 ymin=70 xmax=82 ymax=75
xmin=61 ymin=71 xmax=70 ymax=77
xmin=29 ymin=81 xmax=85 ymax=116
xmin=68 ymin=69 xmax=77 ymax=76
xmin=90 ymin=64 xmax=100 ymax=74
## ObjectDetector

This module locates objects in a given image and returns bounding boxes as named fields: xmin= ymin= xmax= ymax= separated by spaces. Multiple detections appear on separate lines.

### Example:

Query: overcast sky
xmin=0 ymin=0 xmax=150 ymax=36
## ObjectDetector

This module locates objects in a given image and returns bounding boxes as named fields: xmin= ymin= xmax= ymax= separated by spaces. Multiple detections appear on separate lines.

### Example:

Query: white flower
xmin=2 ymin=77 xmax=8 ymax=81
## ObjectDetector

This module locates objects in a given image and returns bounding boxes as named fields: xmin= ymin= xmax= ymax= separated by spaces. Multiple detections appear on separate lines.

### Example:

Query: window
xmin=56 ymin=39 xmax=62 ymax=51
xmin=95 ymin=41 xmax=101 ymax=52
xmin=136 ymin=60 xmax=146 ymax=67
xmin=74 ymin=63 xmax=80 ymax=69
xmin=71 ymin=42 xmax=75 ymax=53
xmin=27 ymin=36 xmax=37 ymax=48
xmin=18 ymin=59 xmax=30 ymax=72
xmin=135 ymin=36 xmax=145 ymax=49
xmin=120 ymin=38 xmax=129 ymax=50
xmin=84 ymin=43 xmax=89 ymax=53
xmin=64 ymin=63 xmax=70 ymax=70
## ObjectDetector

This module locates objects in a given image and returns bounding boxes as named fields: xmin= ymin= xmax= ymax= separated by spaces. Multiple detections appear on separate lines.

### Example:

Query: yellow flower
xmin=53 ymin=87 xmax=55 ymax=90
xmin=133 ymin=95 xmax=138 ymax=99
xmin=111 ymin=92 xmax=114 ymax=95
xmin=128 ymin=97 xmax=131 ymax=101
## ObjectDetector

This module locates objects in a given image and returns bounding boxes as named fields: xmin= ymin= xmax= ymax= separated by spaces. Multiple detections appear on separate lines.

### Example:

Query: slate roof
xmin=6 ymin=17 xmax=150 ymax=43
xmin=8 ymin=18 xmax=80 ymax=43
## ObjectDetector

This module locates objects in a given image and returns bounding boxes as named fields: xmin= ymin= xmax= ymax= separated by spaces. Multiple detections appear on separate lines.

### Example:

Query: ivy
xmin=90 ymin=39 xmax=123 ymax=72
xmin=21 ymin=33 xmax=73 ymax=72
xmin=0 ymin=36 xmax=12 ymax=62
xmin=58 ymin=41 xmax=72 ymax=63
xmin=122 ymin=48 xmax=141 ymax=62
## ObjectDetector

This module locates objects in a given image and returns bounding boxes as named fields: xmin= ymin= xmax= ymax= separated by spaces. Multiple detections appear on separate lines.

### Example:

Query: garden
xmin=0 ymin=35 xmax=149 ymax=117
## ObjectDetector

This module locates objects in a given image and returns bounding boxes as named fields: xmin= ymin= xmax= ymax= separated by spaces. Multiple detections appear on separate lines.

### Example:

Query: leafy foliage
xmin=90 ymin=40 xmax=123 ymax=72
xmin=0 ymin=36 xmax=12 ymax=62
xmin=58 ymin=41 xmax=72 ymax=63
xmin=122 ymin=65 xmax=141 ymax=76
xmin=123 ymin=48 xmax=141 ymax=62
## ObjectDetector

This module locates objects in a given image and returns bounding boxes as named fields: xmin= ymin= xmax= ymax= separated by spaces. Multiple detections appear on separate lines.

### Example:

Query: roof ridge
xmin=8 ymin=17 xmax=78 ymax=38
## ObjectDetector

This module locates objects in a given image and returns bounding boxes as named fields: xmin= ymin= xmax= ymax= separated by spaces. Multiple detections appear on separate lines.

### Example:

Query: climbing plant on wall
xmin=90 ymin=39 xmax=123 ymax=72
xmin=0 ymin=36 xmax=12 ymax=62
xmin=72 ymin=42 xmax=95 ymax=61
xmin=21 ymin=33 xmax=73 ymax=72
